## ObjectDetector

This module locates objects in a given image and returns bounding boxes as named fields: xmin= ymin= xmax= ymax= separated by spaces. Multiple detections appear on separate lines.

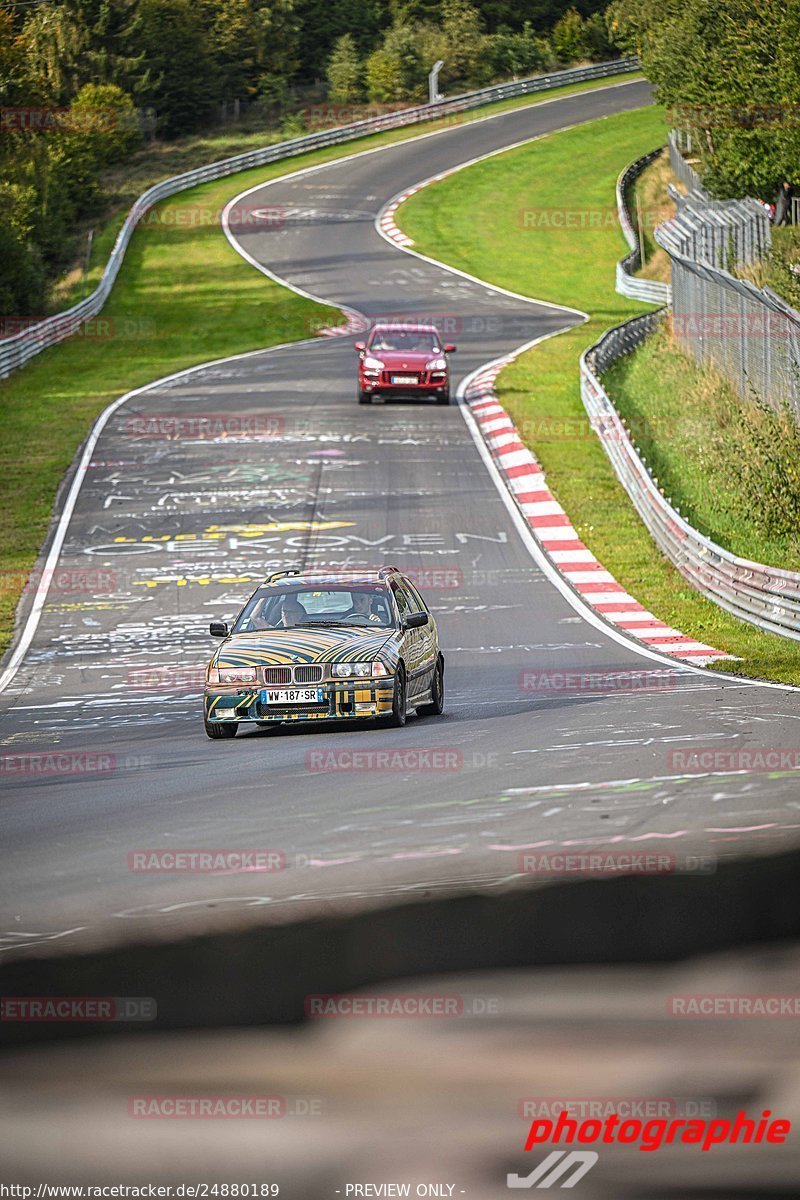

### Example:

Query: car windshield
xmin=369 ymin=328 xmax=440 ymax=354
xmin=232 ymin=585 xmax=396 ymax=632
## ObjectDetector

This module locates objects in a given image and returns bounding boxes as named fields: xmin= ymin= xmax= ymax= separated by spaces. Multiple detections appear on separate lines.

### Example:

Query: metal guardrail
xmin=580 ymin=312 xmax=800 ymax=641
xmin=615 ymin=148 xmax=672 ymax=304
xmin=0 ymin=57 xmax=640 ymax=382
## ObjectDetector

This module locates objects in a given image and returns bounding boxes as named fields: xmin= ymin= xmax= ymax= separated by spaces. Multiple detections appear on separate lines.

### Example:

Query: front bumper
xmin=360 ymin=372 xmax=448 ymax=398
xmin=204 ymin=679 xmax=395 ymax=724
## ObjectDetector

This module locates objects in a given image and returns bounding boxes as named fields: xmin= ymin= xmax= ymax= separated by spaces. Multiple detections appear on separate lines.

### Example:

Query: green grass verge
xmin=397 ymin=105 xmax=800 ymax=684
xmin=604 ymin=325 xmax=800 ymax=571
xmin=0 ymin=72 xmax=640 ymax=657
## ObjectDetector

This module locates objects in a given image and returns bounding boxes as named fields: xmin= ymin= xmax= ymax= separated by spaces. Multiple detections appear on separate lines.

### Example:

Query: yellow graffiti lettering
xmin=205 ymin=521 xmax=354 ymax=534
xmin=133 ymin=574 xmax=257 ymax=589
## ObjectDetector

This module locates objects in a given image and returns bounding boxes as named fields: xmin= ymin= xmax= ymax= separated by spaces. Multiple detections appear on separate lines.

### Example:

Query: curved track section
xmin=2 ymin=80 xmax=799 ymax=955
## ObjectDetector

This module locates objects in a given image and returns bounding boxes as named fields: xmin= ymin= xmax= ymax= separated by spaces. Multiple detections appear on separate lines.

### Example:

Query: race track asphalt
xmin=3 ymin=78 xmax=799 ymax=957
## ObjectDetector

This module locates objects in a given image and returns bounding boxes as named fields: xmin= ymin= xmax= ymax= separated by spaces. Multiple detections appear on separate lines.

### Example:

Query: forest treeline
xmin=0 ymin=0 xmax=617 ymax=315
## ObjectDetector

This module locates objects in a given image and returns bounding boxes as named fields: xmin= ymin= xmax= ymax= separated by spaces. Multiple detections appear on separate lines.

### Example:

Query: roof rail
xmin=377 ymin=565 xmax=402 ymax=577
xmin=263 ymin=568 xmax=302 ymax=583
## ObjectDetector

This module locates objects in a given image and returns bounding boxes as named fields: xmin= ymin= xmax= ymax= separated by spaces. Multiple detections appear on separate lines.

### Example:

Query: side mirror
xmin=405 ymin=611 xmax=429 ymax=629
xmin=444 ymin=343 xmax=456 ymax=353
xmin=354 ymin=341 xmax=366 ymax=352
xmin=209 ymin=621 xmax=229 ymax=638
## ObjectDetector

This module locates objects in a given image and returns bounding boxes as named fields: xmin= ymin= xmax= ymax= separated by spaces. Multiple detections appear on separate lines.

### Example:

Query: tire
xmin=386 ymin=666 xmax=407 ymax=728
xmin=436 ymin=389 xmax=450 ymax=405
xmin=419 ymin=656 xmax=444 ymax=716
xmin=358 ymin=388 xmax=372 ymax=405
xmin=204 ymin=717 xmax=238 ymax=739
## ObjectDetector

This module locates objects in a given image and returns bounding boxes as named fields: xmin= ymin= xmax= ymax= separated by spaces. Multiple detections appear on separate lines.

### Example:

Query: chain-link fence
xmin=656 ymin=139 xmax=800 ymax=413
xmin=667 ymin=130 xmax=707 ymax=199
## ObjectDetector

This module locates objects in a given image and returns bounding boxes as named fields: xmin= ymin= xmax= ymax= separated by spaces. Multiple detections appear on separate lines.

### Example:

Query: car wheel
xmin=204 ymin=717 xmax=237 ymax=739
xmin=386 ymin=666 xmax=407 ymax=727
xmin=419 ymin=656 xmax=444 ymax=716
xmin=358 ymin=388 xmax=372 ymax=405
xmin=436 ymin=388 xmax=450 ymax=405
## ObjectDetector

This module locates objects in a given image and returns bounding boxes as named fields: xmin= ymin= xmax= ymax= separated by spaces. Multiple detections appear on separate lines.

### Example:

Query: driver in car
xmin=279 ymin=596 xmax=307 ymax=627
xmin=345 ymin=592 xmax=382 ymax=623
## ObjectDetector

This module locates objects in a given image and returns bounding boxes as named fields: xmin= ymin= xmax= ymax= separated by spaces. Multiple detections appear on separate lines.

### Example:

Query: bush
xmin=486 ymin=23 xmax=555 ymax=79
xmin=731 ymin=393 xmax=800 ymax=542
xmin=68 ymin=83 xmax=142 ymax=165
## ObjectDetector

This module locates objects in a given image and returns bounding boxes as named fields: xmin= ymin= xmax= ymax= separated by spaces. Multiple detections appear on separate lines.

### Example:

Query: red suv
xmin=355 ymin=322 xmax=456 ymax=405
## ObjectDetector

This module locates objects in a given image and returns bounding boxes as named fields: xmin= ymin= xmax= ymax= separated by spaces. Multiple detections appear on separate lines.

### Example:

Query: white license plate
xmin=391 ymin=374 xmax=418 ymax=385
xmin=263 ymin=687 xmax=324 ymax=704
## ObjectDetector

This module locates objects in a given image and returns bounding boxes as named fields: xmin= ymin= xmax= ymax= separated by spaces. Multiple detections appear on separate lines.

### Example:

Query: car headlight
xmin=332 ymin=661 xmax=372 ymax=678
xmin=331 ymin=661 xmax=390 ymax=678
xmin=218 ymin=667 xmax=257 ymax=684
xmin=363 ymin=356 xmax=385 ymax=370
xmin=426 ymin=357 xmax=447 ymax=371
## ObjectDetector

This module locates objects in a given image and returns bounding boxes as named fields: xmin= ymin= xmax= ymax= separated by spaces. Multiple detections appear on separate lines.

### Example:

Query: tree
xmin=365 ymin=46 xmax=403 ymax=101
xmin=550 ymin=8 xmax=586 ymax=62
xmin=436 ymin=0 xmax=490 ymax=88
xmin=607 ymin=0 xmax=799 ymax=199
xmin=18 ymin=2 xmax=87 ymax=104
xmin=203 ymin=0 xmax=265 ymax=101
xmin=65 ymin=0 xmax=149 ymax=97
xmin=366 ymin=21 xmax=426 ymax=101
xmin=327 ymin=33 xmax=362 ymax=103
xmin=138 ymin=0 xmax=216 ymax=136
xmin=256 ymin=0 xmax=302 ymax=87
xmin=0 ymin=221 xmax=45 ymax=317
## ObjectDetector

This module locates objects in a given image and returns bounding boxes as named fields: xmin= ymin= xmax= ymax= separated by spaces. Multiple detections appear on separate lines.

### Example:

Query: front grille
xmin=262 ymin=664 xmax=324 ymax=685
xmin=263 ymin=666 xmax=291 ymax=685
xmin=295 ymin=664 xmax=323 ymax=684
xmin=382 ymin=371 xmax=423 ymax=384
